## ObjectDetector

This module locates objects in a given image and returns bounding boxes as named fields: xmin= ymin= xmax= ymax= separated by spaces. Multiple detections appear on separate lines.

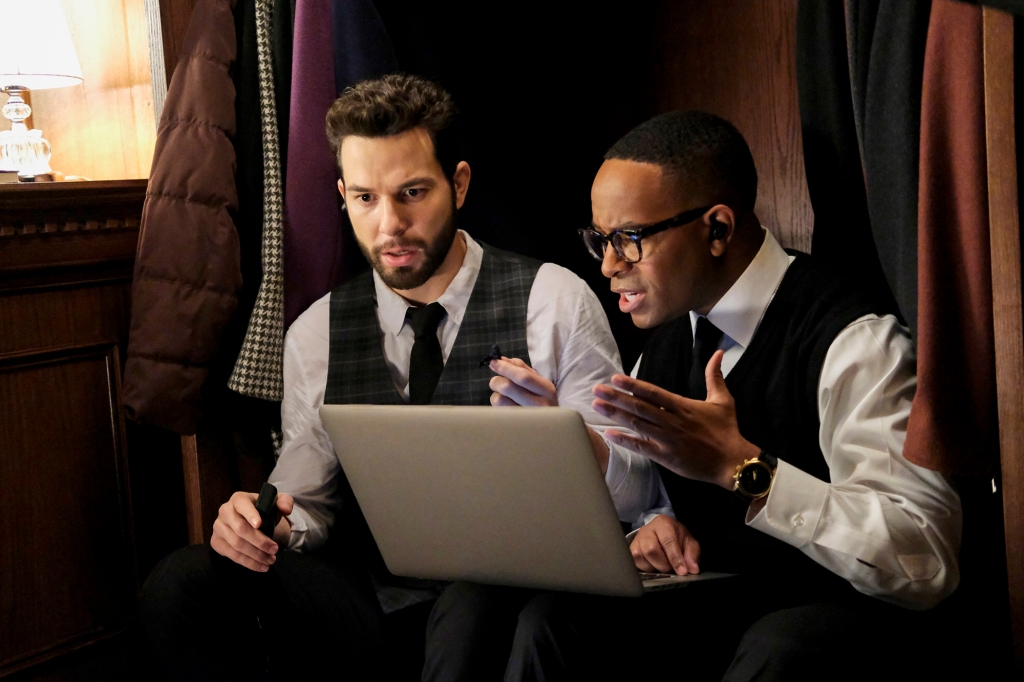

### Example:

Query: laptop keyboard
xmin=639 ymin=572 xmax=676 ymax=580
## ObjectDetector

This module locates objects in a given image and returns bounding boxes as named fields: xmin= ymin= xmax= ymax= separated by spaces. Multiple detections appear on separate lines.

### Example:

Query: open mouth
xmin=380 ymin=247 xmax=420 ymax=268
xmin=618 ymin=290 xmax=645 ymax=313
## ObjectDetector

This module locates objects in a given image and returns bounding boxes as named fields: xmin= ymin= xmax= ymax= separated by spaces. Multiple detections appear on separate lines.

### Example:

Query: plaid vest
xmin=323 ymin=242 xmax=541 ymax=612
xmin=325 ymin=243 xmax=540 ymax=405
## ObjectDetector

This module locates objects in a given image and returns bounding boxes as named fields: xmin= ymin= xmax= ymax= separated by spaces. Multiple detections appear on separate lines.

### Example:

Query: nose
xmin=378 ymin=197 xmax=409 ymax=238
xmin=600 ymin=242 xmax=630 ymax=279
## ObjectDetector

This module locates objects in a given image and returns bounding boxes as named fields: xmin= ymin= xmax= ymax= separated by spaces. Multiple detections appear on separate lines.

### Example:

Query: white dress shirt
xmin=271 ymin=231 xmax=660 ymax=552
xmin=616 ymin=228 xmax=962 ymax=609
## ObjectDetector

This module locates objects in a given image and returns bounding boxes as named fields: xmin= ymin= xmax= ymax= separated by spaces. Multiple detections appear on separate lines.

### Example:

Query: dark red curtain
xmin=904 ymin=0 xmax=998 ymax=476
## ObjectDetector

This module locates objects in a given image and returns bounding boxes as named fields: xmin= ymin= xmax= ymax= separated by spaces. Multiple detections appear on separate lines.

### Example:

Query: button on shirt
xmin=271 ymin=231 xmax=661 ymax=552
xmin=615 ymin=228 xmax=962 ymax=609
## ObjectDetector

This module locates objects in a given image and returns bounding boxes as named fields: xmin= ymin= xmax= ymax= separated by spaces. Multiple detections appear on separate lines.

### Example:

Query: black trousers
xmin=139 ymin=544 xmax=433 ymax=681
xmin=424 ymin=578 xmax=938 ymax=682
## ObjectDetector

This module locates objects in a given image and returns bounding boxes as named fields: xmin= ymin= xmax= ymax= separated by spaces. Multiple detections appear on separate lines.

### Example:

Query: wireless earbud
xmin=709 ymin=220 xmax=727 ymax=241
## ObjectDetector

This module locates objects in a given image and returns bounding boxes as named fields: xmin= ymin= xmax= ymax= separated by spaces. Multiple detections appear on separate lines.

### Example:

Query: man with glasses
xmin=462 ymin=111 xmax=961 ymax=681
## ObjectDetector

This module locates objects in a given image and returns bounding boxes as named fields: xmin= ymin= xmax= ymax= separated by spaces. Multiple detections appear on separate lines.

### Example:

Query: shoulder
xmin=478 ymin=241 xmax=544 ymax=272
xmin=285 ymin=292 xmax=332 ymax=349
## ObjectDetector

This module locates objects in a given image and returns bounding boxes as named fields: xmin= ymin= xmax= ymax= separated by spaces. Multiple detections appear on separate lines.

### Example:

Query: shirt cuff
xmin=746 ymin=459 xmax=829 ymax=549
xmin=603 ymin=433 xmax=628 ymax=490
xmin=284 ymin=504 xmax=312 ymax=551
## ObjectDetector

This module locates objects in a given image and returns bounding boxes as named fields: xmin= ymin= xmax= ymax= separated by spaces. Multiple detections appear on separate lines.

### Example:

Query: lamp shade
xmin=0 ymin=0 xmax=82 ymax=90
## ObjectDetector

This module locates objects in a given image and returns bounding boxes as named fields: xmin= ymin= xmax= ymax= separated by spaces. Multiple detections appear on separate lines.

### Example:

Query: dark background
xmin=371 ymin=1 xmax=665 ymax=370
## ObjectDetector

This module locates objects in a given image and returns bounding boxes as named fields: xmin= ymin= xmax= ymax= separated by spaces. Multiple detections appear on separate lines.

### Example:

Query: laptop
xmin=319 ymin=404 xmax=734 ymax=597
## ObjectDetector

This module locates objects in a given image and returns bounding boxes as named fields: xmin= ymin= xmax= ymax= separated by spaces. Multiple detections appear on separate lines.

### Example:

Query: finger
xmin=490 ymin=392 xmax=518 ymax=407
xmin=630 ymin=539 xmax=657 ymax=573
xmin=232 ymin=492 xmax=262 ymax=529
xmin=489 ymin=359 xmax=556 ymax=399
xmin=501 ymin=356 xmax=530 ymax=369
xmin=228 ymin=495 xmax=278 ymax=555
xmin=609 ymin=375 xmax=690 ymax=413
xmin=592 ymin=398 xmax=668 ymax=443
xmin=211 ymin=534 xmax=270 ymax=572
xmin=213 ymin=517 xmax=276 ymax=565
xmin=276 ymin=493 xmax=294 ymax=516
xmin=638 ymin=535 xmax=673 ymax=574
xmin=704 ymin=350 xmax=731 ymax=404
xmin=683 ymin=534 xmax=701 ymax=574
xmin=592 ymin=384 xmax=672 ymax=427
xmin=600 ymin=426 xmax=664 ymax=458
xmin=489 ymin=375 xmax=553 ymax=406
xmin=653 ymin=525 xmax=689 ymax=575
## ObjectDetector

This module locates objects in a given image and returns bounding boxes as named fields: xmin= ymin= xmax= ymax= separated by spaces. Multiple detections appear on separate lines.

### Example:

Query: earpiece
xmin=709 ymin=220 xmax=727 ymax=241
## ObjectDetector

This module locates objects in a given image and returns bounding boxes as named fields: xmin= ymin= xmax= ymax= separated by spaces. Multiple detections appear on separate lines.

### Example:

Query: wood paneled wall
xmin=651 ymin=0 xmax=813 ymax=252
xmin=0 ymin=181 xmax=146 ymax=680
xmin=9 ymin=0 xmax=157 ymax=181
xmin=158 ymin=0 xmax=199 ymax=83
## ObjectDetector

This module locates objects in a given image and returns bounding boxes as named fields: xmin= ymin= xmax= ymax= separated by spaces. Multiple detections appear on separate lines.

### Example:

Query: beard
xmin=360 ymin=198 xmax=458 ymax=291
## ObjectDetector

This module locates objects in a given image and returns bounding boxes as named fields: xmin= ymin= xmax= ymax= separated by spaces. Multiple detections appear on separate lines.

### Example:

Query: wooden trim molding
xmin=0 ymin=180 xmax=146 ymax=292
xmin=983 ymin=6 xmax=1024 ymax=671
xmin=181 ymin=434 xmax=205 ymax=546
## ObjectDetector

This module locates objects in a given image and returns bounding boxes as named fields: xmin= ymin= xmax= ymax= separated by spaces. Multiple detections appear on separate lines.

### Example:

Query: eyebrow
xmin=346 ymin=177 xmax=438 ymax=194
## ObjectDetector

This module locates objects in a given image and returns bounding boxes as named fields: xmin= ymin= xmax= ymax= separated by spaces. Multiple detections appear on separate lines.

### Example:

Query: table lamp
xmin=0 ymin=0 xmax=82 ymax=180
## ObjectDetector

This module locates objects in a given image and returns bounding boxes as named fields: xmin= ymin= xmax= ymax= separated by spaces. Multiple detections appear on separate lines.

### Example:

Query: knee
xmin=139 ymin=544 xmax=218 ymax=625
xmin=515 ymin=594 xmax=563 ymax=641
xmin=726 ymin=605 xmax=855 ymax=682
xmin=428 ymin=581 xmax=504 ymax=634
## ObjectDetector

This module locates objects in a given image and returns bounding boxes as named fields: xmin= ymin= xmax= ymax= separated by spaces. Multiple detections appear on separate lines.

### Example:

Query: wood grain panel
xmin=651 ymin=0 xmax=813 ymax=252
xmin=158 ymin=0 xmax=198 ymax=82
xmin=983 ymin=7 xmax=1024 ymax=672
xmin=26 ymin=0 xmax=157 ymax=181
xmin=0 ymin=345 xmax=135 ymax=676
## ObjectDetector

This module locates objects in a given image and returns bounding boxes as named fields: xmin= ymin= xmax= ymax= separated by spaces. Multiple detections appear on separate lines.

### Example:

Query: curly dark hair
xmin=606 ymin=110 xmax=758 ymax=212
xmin=325 ymin=73 xmax=460 ymax=180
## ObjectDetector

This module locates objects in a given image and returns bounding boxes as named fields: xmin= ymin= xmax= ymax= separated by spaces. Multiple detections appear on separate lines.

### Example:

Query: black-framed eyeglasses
xmin=578 ymin=205 xmax=714 ymax=264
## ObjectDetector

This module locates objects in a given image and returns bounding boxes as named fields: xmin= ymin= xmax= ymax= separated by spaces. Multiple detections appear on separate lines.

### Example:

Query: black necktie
xmin=689 ymin=316 xmax=724 ymax=400
xmin=407 ymin=302 xmax=448 ymax=405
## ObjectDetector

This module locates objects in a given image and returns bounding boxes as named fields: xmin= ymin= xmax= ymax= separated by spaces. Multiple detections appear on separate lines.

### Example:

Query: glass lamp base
xmin=0 ymin=128 xmax=53 ymax=175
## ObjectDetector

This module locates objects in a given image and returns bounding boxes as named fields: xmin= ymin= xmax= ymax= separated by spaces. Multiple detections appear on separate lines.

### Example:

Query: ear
xmin=706 ymin=204 xmax=737 ymax=257
xmin=337 ymin=179 xmax=345 ymax=196
xmin=452 ymin=161 xmax=472 ymax=209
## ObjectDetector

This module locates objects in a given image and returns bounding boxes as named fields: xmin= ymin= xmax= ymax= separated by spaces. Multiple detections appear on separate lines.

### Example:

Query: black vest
xmin=638 ymin=252 xmax=897 ymax=593
xmin=323 ymin=243 xmax=541 ymax=580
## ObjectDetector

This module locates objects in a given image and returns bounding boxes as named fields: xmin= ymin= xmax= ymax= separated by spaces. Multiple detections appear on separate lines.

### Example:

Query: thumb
xmin=704 ymin=350 xmax=730 ymax=403
xmin=276 ymin=493 xmax=294 ymax=516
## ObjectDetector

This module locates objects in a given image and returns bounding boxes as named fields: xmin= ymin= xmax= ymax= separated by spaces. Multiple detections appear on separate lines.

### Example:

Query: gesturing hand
xmin=592 ymin=350 xmax=760 ymax=490
xmin=631 ymin=515 xmax=701 ymax=575
xmin=488 ymin=357 xmax=558 ymax=407
xmin=211 ymin=490 xmax=294 ymax=572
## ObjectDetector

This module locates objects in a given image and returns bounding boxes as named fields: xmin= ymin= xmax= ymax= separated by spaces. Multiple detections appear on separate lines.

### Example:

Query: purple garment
xmin=284 ymin=0 xmax=342 ymax=328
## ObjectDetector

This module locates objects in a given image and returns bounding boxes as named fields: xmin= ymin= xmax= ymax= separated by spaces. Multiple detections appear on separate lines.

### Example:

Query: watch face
xmin=738 ymin=461 xmax=772 ymax=496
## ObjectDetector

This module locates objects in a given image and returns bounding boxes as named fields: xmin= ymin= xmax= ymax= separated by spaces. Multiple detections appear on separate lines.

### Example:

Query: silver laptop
xmin=319 ymin=404 xmax=733 ymax=597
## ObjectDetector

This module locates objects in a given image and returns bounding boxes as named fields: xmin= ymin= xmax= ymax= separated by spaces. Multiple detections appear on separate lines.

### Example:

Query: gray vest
xmin=323 ymin=243 xmax=541 ymax=611
xmin=325 ymin=244 xmax=540 ymax=405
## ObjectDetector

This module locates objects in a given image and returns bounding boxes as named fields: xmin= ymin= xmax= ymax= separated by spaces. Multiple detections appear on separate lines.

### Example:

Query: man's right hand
xmin=211 ymin=490 xmax=294 ymax=572
xmin=630 ymin=514 xmax=701 ymax=576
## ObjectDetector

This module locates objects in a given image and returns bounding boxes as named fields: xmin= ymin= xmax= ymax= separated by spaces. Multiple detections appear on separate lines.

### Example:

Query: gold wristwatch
xmin=732 ymin=450 xmax=777 ymax=501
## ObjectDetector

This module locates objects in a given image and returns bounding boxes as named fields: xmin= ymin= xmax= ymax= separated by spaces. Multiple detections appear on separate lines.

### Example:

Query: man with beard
xmin=140 ymin=75 xmax=659 ymax=680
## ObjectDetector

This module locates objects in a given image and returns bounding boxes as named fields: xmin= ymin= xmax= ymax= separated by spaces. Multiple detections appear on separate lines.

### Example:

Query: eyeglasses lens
xmin=615 ymin=235 xmax=640 ymax=263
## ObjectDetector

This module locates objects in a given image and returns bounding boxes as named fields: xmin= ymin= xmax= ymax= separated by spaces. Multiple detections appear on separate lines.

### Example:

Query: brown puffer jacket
xmin=123 ymin=0 xmax=241 ymax=434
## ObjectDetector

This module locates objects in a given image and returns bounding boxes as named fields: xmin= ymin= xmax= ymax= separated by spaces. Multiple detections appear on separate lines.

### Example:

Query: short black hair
xmin=605 ymin=110 xmax=758 ymax=212
xmin=326 ymin=73 xmax=460 ymax=180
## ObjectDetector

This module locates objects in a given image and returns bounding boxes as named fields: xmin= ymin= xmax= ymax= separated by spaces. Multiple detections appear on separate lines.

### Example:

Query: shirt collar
xmin=690 ymin=228 xmax=791 ymax=349
xmin=373 ymin=229 xmax=483 ymax=335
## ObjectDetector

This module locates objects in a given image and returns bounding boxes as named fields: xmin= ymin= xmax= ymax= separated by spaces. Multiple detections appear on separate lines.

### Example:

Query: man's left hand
xmin=591 ymin=350 xmax=759 ymax=490
xmin=489 ymin=357 xmax=558 ymax=407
